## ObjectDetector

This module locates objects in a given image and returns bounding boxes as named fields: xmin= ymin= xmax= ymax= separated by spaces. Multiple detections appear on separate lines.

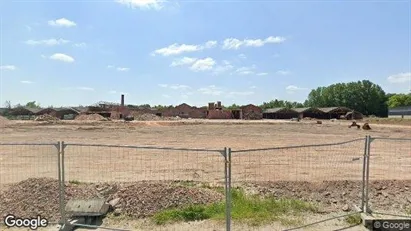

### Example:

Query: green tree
xmin=305 ymin=80 xmax=388 ymax=117
xmin=225 ymin=104 xmax=240 ymax=110
xmin=260 ymin=99 xmax=303 ymax=110
xmin=387 ymin=94 xmax=411 ymax=108
xmin=25 ymin=101 xmax=41 ymax=108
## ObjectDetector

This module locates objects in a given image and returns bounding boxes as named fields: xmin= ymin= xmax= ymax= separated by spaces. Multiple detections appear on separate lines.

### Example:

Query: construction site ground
xmin=0 ymin=118 xmax=410 ymax=230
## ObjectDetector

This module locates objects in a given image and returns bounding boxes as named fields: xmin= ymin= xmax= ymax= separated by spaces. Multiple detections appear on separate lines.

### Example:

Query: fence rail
xmin=0 ymin=136 xmax=410 ymax=230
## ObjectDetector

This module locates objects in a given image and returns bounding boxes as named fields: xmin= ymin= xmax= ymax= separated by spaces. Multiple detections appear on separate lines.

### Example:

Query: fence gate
xmin=366 ymin=137 xmax=411 ymax=218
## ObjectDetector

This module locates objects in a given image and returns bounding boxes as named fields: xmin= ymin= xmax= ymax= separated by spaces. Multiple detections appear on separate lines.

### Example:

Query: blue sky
xmin=0 ymin=0 xmax=410 ymax=107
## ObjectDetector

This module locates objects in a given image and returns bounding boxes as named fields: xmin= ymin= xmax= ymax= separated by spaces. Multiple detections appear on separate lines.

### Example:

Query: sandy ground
xmin=0 ymin=119 xmax=410 ymax=230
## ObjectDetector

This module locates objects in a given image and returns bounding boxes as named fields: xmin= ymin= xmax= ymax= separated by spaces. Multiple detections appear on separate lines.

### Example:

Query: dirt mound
xmin=348 ymin=121 xmax=360 ymax=129
xmin=0 ymin=178 xmax=223 ymax=221
xmin=243 ymin=180 xmax=411 ymax=213
xmin=34 ymin=114 xmax=59 ymax=122
xmin=0 ymin=115 xmax=11 ymax=128
xmin=362 ymin=123 xmax=371 ymax=130
xmin=107 ymin=182 xmax=223 ymax=218
xmin=134 ymin=113 xmax=162 ymax=121
xmin=75 ymin=114 xmax=107 ymax=121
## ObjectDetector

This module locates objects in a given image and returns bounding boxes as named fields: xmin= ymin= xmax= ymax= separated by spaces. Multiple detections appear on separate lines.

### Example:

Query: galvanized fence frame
xmin=365 ymin=136 xmax=411 ymax=218
xmin=2 ymin=136 xmax=410 ymax=231
xmin=0 ymin=142 xmax=62 ymax=226
xmin=230 ymin=137 xmax=367 ymax=231
xmin=58 ymin=142 xmax=229 ymax=230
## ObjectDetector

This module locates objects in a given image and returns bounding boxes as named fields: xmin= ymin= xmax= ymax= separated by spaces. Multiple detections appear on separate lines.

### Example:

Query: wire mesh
xmin=61 ymin=143 xmax=227 ymax=231
xmin=367 ymin=137 xmax=411 ymax=216
xmin=229 ymin=139 xmax=365 ymax=231
xmin=0 ymin=143 xmax=60 ymax=224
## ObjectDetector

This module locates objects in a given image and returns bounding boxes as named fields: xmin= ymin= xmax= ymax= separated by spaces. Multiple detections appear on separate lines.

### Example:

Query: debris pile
xmin=0 ymin=178 xmax=223 ymax=221
xmin=245 ymin=180 xmax=411 ymax=213
xmin=134 ymin=113 xmax=162 ymax=121
xmin=316 ymin=120 xmax=322 ymax=124
xmin=75 ymin=114 xmax=107 ymax=121
xmin=362 ymin=123 xmax=371 ymax=130
xmin=107 ymin=182 xmax=223 ymax=218
xmin=34 ymin=114 xmax=59 ymax=122
xmin=243 ymin=111 xmax=263 ymax=120
xmin=348 ymin=121 xmax=360 ymax=129
xmin=0 ymin=116 xmax=11 ymax=128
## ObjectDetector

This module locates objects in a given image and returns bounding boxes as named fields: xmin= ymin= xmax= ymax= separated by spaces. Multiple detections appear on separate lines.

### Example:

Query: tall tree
xmin=387 ymin=94 xmax=411 ymax=108
xmin=25 ymin=101 xmax=41 ymax=108
xmin=305 ymin=80 xmax=387 ymax=116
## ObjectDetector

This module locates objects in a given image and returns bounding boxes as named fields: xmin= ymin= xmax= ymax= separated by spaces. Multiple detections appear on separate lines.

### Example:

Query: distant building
xmin=388 ymin=106 xmax=411 ymax=119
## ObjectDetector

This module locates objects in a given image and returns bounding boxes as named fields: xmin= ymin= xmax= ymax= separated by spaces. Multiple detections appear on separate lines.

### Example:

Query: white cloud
xmin=222 ymin=36 xmax=286 ymax=50
xmin=170 ymin=57 xmax=197 ymax=67
xmin=228 ymin=91 xmax=254 ymax=96
xmin=286 ymin=85 xmax=307 ymax=94
xmin=152 ymin=40 xmax=217 ymax=56
xmin=116 ymin=67 xmax=130 ymax=72
xmin=276 ymin=70 xmax=291 ymax=75
xmin=73 ymin=43 xmax=87 ymax=48
xmin=49 ymin=53 xmax=75 ymax=63
xmin=25 ymin=38 xmax=70 ymax=46
xmin=159 ymin=84 xmax=191 ymax=90
xmin=213 ymin=60 xmax=234 ymax=75
xmin=190 ymin=57 xmax=216 ymax=71
xmin=162 ymin=94 xmax=171 ymax=98
xmin=115 ymin=0 xmax=166 ymax=10
xmin=198 ymin=85 xmax=224 ymax=96
xmin=0 ymin=65 xmax=16 ymax=70
xmin=20 ymin=80 xmax=34 ymax=84
xmin=48 ymin=18 xmax=77 ymax=27
xmin=204 ymin=40 xmax=217 ymax=49
xmin=257 ymin=72 xmax=268 ymax=76
xmin=250 ymin=86 xmax=257 ymax=89
xmin=387 ymin=72 xmax=411 ymax=83
xmin=77 ymin=87 xmax=94 ymax=91
xmin=238 ymin=54 xmax=247 ymax=59
xmin=235 ymin=65 xmax=256 ymax=75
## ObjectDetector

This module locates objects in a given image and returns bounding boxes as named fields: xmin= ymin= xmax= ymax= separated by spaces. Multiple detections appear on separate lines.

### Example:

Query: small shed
xmin=388 ymin=106 xmax=411 ymax=118
xmin=294 ymin=107 xmax=325 ymax=119
xmin=55 ymin=107 xmax=80 ymax=120
xmin=263 ymin=108 xmax=299 ymax=119
xmin=240 ymin=104 xmax=263 ymax=120
xmin=318 ymin=107 xmax=352 ymax=119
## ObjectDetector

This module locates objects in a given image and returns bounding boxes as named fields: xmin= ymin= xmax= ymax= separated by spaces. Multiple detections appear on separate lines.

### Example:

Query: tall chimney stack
xmin=121 ymin=94 xmax=125 ymax=107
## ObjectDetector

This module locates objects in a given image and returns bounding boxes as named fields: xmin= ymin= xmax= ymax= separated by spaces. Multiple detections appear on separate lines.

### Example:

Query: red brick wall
xmin=206 ymin=110 xmax=233 ymax=119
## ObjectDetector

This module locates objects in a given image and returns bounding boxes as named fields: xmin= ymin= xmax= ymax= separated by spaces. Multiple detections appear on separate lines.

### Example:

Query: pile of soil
xmin=34 ymin=114 xmax=59 ymax=122
xmin=134 ymin=113 xmax=162 ymax=121
xmin=0 ymin=178 xmax=223 ymax=221
xmin=243 ymin=180 xmax=411 ymax=213
xmin=0 ymin=115 xmax=11 ymax=128
xmin=75 ymin=114 xmax=107 ymax=121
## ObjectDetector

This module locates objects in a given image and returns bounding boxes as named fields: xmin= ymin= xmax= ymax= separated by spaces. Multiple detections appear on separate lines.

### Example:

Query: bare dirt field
xmin=0 ymin=119 xmax=410 ymax=230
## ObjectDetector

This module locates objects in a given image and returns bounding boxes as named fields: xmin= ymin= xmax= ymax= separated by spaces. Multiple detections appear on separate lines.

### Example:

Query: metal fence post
xmin=224 ymin=147 xmax=231 ymax=231
xmin=364 ymin=135 xmax=371 ymax=214
xmin=60 ymin=141 xmax=67 ymax=223
xmin=361 ymin=136 xmax=368 ymax=212
xmin=56 ymin=141 xmax=64 ymax=225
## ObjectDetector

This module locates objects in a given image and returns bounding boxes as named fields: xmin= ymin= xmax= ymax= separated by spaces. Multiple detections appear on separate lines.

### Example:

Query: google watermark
xmin=3 ymin=214 xmax=48 ymax=230
xmin=373 ymin=219 xmax=411 ymax=231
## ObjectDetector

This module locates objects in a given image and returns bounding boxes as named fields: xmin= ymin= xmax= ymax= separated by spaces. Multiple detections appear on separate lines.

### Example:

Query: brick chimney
xmin=121 ymin=94 xmax=125 ymax=107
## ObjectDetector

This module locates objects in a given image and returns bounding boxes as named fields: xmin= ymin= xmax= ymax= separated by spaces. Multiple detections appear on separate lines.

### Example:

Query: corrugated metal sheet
xmin=263 ymin=108 xmax=286 ymax=113
xmin=317 ymin=107 xmax=351 ymax=113
xmin=389 ymin=106 xmax=411 ymax=115
xmin=293 ymin=107 xmax=311 ymax=113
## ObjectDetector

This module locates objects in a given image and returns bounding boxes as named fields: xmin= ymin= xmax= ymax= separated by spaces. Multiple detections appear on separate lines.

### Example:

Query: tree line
xmin=4 ymin=80 xmax=411 ymax=118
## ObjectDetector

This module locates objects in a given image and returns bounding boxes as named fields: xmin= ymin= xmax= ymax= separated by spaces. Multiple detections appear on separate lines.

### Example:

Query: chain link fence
xmin=230 ymin=138 xmax=365 ymax=230
xmin=0 ymin=136 xmax=409 ymax=231
xmin=0 ymin=142 xmax=61 ymax=225
xmin=366 ymin=137 xmax=411 ymax=217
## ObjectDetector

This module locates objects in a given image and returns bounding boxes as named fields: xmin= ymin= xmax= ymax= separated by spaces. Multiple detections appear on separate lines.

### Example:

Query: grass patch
xmin=69 ymin=180 xmax=82 ymax=185
xmin=152 ymin=188 xmax=317 ymax=226
xmin=345 ymin=214 xmax=362 ymax=225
